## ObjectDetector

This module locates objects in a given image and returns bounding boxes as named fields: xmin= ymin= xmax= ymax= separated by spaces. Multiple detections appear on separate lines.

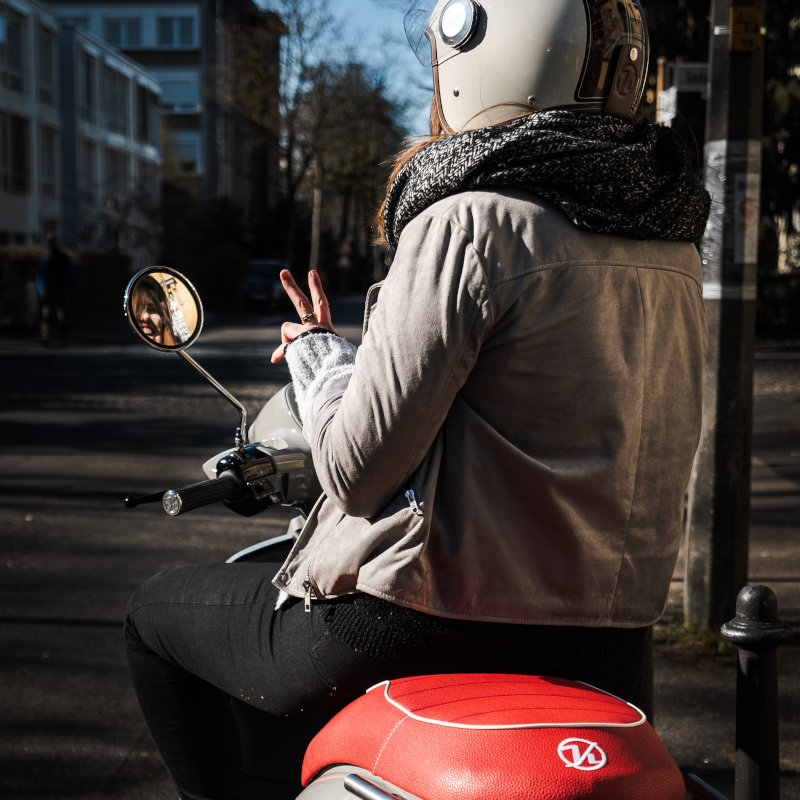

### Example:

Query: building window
xmin=78 ymin=52 xmax=95 ymax=122
xmin=157 ymin=17 xmax=196 ymax=48
xmin=136 ymin=85 xmax=159 ymax=146
xmin=102 ymin=67 xmax=130 ymax=134
xmin=160 ymin=77 xmax=200 ymax=112
xmin=39 ymin=126 xmax=58 ymax=199
xmin=80 ymin=138 xmax=96 ymax=205
xmin=136 ymin=157 xmax=160 ymax=208
xmin=176 ymin=141 xmax=199 ymax=174
xmin=168 ymin=134 xmax=201 ymax=176
xmin=103 ymin=17 xmax=141 ymax=48
xmin=104 ymin=147 xmax=130 ymax=205
xmin=0 ymin=112 xmax=29 ymax=194
xmin=37 ymin=27 xmax=57 ymax=106
xmin=0 ymin=6 xmax=25 ymax=94
xmin=63 ymin=17 xmax=89 ymax=33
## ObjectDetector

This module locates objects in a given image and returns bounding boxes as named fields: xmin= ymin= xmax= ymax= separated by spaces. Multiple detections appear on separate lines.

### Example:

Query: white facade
xmin=47 ymin=1 xmax=284 ymax=222
xmin=0 ymin=0 xmax=61 ymax=243
xmin=49 ymin=2 xmax=208 ymax=189
xmin=58 ymin=23 xmax=161 ymax=265
xmin=0 ymin=0 xmax=162 ymax=263
xmin=46 ymin=3 xmax=202 ymax=51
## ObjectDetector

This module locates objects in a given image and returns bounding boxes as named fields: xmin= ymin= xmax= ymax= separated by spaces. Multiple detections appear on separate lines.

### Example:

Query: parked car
xmin=243 ymin=258 xmax=291 ymax=312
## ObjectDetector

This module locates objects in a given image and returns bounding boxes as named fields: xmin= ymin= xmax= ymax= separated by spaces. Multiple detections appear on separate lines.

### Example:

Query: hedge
xmin=0 ymin=246 xmax=131 ymax=330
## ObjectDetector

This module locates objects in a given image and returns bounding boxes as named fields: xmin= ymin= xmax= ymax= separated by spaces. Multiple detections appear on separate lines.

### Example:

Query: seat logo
xmin=558 ymin=738 xmax=607 ymax=770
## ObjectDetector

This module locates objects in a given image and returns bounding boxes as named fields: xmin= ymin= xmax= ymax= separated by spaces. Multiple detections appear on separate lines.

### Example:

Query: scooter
xmin=123 ymin=266 xmax=778 ymax=800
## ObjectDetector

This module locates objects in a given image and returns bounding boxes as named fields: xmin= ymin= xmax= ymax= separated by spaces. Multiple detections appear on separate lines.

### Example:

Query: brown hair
xmin=373 ymin=102 xmax=448 ymax=248
xmin=133 ymin=275 xmax=176 ymax=346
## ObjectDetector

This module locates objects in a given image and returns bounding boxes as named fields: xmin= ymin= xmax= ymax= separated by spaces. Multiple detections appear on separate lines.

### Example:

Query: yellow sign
xmin=730 ymin=7 xmax=763 ymax=51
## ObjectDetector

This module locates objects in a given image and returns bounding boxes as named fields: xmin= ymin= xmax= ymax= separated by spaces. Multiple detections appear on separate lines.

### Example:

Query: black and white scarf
xmin=383 ymin=111 xmax=711 ymax=252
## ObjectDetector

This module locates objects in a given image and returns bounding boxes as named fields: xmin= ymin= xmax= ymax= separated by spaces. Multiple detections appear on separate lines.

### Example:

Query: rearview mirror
xmin=123 ymin=267 xmax=203 ymax=351
xmin=122 ymin=266 xmax=249 ymax=448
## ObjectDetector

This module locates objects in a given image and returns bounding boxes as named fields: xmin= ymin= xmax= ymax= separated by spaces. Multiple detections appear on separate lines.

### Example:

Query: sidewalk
xmin=655 ymin=342 xmax=800 ymax=799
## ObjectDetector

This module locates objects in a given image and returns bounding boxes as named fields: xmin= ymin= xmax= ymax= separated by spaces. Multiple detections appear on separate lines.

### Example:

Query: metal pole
xmin=309 ymin=153 xmax=323 ymax=273
xmin=721 ymin=585 xmax=791 ymax=800
xmin=684 ymin=0 xmax=765 ymax=629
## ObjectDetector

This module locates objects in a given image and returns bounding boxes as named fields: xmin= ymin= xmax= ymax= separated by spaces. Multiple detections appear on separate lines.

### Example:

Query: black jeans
xmin=124 ymin=562 xmax=648 ymax=800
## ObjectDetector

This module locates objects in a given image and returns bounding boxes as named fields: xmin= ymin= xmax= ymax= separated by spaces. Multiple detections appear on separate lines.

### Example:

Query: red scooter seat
xmin=302 ymin=674 xmax=684 ymax=800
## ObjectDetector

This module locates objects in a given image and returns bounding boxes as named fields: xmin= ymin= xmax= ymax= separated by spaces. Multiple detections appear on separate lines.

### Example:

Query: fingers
xmin=279 ymin=270 xmax=311 ymax=319
xmin=271 ymin=343 xmax=286 ymax=363
xmin=271 ymin=269 xmax=334 ymax=364
xmin=280 ymin=269 xmax=332 ymax=329
xmin=307 ymin=270 xmax=332 ymax=327
xmin=270 ymin=321 xmax=302 ymax=363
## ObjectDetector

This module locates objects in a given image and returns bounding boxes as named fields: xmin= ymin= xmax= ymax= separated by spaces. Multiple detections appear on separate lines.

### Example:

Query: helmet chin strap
xmin=604 ymin=43 xmax=646 ymax=120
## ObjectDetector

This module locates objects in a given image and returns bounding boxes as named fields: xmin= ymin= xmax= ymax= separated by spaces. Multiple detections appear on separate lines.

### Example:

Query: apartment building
xmin=0 ymin=0 xmax=161 ymax=267
xmin=47 ymin=1 xmax=283 ymax=222
xmin=59 ymin=23 xmax=161 ymax=265
xmin=0 ymin=0 xmax=62 ymax=243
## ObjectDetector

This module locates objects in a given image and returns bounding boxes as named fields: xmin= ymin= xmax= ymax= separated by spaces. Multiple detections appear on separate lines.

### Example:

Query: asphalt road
xmin=1 ymin=302 xmax=798 ymax=800
xmin=0 ymin=309 xmax=304 ymax=799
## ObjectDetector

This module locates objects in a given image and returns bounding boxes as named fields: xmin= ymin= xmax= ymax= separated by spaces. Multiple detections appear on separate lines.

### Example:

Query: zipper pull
xmin=405 ymin=489 xmax=422 ymax=516
xmin=302 ymin=579 xmax=315 ymax=612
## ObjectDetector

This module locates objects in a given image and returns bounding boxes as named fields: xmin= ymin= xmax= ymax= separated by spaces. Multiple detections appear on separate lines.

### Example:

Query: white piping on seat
xmin=364 ymin=679 xmax=647 ymax=731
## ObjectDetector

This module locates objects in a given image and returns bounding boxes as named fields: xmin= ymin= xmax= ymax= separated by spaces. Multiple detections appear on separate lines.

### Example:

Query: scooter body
xmin=294 ymin=672 xmax=686 ymax=800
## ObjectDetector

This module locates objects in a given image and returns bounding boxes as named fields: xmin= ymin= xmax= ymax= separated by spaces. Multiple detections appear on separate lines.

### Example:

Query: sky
xmin=338 ymin=0 xmax=432 ymax=132
xmin=260 ymin=0 xmax=432 ymax=134
xmin=335 ymin=0 xmax=406 ymax=36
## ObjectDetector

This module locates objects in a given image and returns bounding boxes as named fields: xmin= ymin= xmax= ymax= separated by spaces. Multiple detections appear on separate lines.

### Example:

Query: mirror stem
xmin=177 ymin=350 xmax=248 ymax=448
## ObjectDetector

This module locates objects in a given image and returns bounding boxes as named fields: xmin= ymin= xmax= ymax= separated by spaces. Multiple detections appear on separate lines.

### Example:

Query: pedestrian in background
xmin=36 ymin=232 xmax=74 ymax=345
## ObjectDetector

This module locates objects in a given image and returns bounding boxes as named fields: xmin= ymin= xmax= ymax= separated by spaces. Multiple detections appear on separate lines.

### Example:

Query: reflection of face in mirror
xmin=128 ymin=270 xmax=200 ymax=348
xmin=132 ymin=275 xmax=177 ymax=346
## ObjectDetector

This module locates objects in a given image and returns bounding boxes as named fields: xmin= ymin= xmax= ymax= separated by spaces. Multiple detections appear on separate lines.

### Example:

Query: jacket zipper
xmin=405 ymin=488 xmax=422 ymax=516
xmin=303 ymin=571 xmax=317 ymax=612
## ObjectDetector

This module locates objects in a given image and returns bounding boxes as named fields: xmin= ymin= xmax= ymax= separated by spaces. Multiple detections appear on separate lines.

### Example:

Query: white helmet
xmin=404 ymin=0 xmax=650 ymax=132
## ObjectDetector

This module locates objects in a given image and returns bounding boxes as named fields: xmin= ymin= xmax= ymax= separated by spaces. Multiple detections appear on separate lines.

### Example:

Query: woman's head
xmin=404 ymin=0 xmax=650 ymax=133
xmin=132 ymin=275 xmax=175 ymax=346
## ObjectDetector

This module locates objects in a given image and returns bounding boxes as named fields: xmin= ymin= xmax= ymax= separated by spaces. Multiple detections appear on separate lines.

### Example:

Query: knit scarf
xmin=382 ymin=111 xmax=711 ymax=252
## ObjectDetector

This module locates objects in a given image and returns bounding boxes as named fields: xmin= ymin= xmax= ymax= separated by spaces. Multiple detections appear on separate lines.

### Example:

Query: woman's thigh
xmin=125 ymin=562 xmax=396 ymax=720
xmin=127 ymin=563 xmax=648 ymax=715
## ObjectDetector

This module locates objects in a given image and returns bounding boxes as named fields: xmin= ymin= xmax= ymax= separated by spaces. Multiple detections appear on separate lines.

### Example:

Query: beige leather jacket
xmin=274 ymin=189 xmax=706 ymax=627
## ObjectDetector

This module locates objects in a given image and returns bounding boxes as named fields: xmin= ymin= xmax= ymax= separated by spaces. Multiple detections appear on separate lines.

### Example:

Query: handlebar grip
xmin=162 ymin=472 xmax=242 ymax=516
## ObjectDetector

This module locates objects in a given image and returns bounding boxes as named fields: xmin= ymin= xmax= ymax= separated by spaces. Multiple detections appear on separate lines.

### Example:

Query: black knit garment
xmin=320 ymin=594 xmax=456 ymax=661
xmin=383 ymin=110 xmax=711 ymax=251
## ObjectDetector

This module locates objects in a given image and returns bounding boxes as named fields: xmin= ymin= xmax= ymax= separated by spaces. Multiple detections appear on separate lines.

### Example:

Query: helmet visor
xmin=404 ymin=0 xmax=438 ymax=65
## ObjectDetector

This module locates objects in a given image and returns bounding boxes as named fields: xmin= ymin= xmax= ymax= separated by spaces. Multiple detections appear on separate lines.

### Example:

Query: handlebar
xmin=124 ymin=442 xmax=318 ymax=517
xmin=161 ymin=471 xmax=243 ymax=516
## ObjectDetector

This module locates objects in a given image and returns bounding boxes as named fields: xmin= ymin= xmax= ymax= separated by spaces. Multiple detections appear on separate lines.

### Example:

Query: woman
xmin=131 ymin=274 xmax=176 ymax=347
xmin=125 ymin=2 xmax=710 ymax=798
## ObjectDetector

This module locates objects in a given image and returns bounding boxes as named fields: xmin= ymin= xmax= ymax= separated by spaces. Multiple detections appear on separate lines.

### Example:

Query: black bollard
xmin=720 ymin=585 xmax=791 ymax=800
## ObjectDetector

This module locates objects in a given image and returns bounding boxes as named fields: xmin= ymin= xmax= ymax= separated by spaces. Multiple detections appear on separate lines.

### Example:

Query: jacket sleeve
xmin=284 ymin=330 xmax=358 ymax=424
xmin=296 ymin=210 xmax=490 ymax=518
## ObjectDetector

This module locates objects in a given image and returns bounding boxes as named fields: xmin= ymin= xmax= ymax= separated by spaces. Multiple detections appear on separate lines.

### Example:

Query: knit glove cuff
xmin=284 ymin=330 xmax=357 ymax=425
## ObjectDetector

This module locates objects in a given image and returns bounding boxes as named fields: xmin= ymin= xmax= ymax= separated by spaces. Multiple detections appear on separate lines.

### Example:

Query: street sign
xmin=730 ymin=7 xmax=763 ymax=51
xmin=667 ymin=62 xmax=708 ymax=93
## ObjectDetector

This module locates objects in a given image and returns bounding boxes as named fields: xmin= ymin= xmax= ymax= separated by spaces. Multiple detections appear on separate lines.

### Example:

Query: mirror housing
xmin=124 ymin=267 xmax=203 ymax=351
xmin=123 ymin=266 xmax=249 ymax=448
